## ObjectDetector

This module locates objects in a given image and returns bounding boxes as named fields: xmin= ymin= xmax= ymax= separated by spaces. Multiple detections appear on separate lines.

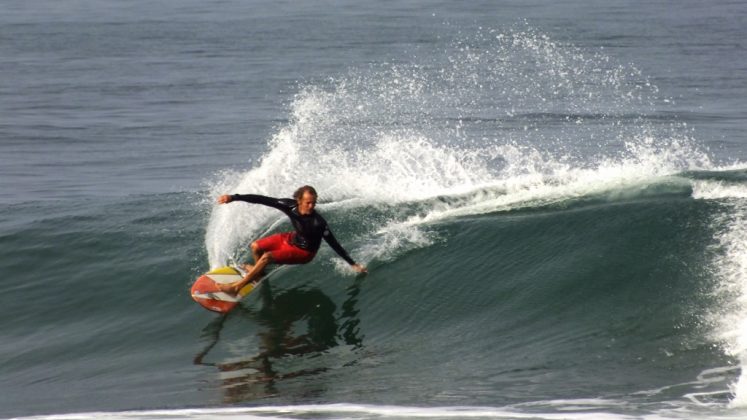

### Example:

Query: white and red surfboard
xmin=190 ymin=266 xmax=259 ymax=314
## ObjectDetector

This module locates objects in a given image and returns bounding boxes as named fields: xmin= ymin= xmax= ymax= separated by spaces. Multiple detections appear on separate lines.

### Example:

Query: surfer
xmin=215 ymin=185 xmax=367 ymax=295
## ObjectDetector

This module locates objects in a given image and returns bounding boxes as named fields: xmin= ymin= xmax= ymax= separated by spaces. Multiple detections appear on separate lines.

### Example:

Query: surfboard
xmin=190 ymin=265 xmax=261 ymax=314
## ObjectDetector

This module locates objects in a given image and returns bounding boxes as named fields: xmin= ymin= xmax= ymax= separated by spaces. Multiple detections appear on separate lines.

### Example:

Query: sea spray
xmin=204 ymin=26 xmax=711 ymax=291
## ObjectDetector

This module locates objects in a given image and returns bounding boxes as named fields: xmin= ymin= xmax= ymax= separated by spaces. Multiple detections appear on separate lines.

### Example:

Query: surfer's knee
xmin=257 ymin=252 xmax=273 ymax=265
xmin=251 ymin=241 xmax=262 ymax=253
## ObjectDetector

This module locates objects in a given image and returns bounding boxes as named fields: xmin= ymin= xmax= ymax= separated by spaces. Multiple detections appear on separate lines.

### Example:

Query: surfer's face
xmin=297 ymin=192 xmax=317 ymax=215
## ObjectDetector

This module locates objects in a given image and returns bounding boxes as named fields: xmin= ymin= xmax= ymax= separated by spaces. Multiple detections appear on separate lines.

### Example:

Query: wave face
xmin=5 ymin=26 xmax=747 ymax=419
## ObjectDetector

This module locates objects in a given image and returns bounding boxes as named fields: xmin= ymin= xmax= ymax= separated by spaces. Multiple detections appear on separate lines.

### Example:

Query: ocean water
xmin=2 ymin=1 xmax=747 ymax=419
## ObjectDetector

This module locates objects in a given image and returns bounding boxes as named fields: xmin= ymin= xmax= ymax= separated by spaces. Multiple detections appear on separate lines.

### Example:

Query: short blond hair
xmin=293 ymin=185 xmax=317 ymax=201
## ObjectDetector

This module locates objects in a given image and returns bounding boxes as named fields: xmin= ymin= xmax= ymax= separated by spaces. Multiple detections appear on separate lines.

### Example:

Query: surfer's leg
xmin=252 ymin=235 xmax=288 ymax=275
xmin=251 ymin=241 xmax=263 ymax=264
xmin=250 ymin=241 xmax=267 ymax=276
xmin=218 ymin=252 xmax=273 ymax=295
xmin=243 ymin=252 xmax=271 ymax=285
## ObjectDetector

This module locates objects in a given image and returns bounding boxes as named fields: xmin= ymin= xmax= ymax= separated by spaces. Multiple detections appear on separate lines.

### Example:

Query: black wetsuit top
xmin=231 ymin=194 xmax=356 ymax=265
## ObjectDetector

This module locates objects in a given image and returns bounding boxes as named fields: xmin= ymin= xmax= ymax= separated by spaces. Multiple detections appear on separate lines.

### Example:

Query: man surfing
xmin=215 ymin=185 xmax=367 ymax=295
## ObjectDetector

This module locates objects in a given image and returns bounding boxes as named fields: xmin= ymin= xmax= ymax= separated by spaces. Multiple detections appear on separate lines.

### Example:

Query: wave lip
xmin=204 ymin=26 xmax=713 ymax=268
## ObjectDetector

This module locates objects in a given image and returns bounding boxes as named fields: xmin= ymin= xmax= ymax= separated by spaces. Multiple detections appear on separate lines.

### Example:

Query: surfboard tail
xmin=190 ymin=266 xmax=244 ymax=314
xmin=190 ymin=265 xmax=281 ymax=314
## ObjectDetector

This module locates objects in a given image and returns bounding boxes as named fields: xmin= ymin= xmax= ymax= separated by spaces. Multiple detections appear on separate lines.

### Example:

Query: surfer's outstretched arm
xmin=323 ymin=228 xmax=367 ymax=273
xmin=218 ymin=194 xmax=295 ymax=215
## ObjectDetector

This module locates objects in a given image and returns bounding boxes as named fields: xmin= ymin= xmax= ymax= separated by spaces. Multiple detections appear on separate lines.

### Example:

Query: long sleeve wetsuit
xmin=231 ymin=194 xmax=357 ymax=265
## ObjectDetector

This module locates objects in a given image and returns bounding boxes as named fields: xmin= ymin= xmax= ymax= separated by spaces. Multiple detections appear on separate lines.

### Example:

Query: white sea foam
xmin=16 ymin=401 xmax=747 ymax=420
xmin=698 ymin=191 xmax=747 ymax=407
xmin=692 ymin=181 xmax=747 ymax=201
xmin=683 ymin=165 xmax=747 ymax=408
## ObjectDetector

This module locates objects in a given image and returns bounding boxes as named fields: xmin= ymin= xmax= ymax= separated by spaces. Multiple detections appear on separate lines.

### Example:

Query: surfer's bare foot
xmin=216 ymin=282 xmax=239 ymax=295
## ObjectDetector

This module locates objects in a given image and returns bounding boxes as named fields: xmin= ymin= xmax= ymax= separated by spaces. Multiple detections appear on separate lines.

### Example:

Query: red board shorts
xmin=255 ymin=232 xmax=316 ymax=265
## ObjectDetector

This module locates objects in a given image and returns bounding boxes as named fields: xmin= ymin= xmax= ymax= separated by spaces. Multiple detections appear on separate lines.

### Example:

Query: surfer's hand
xmin=218 ymin=194 xmax=232 ymax=204
xmin=352 ymin=264 xmax=368 ymax=274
